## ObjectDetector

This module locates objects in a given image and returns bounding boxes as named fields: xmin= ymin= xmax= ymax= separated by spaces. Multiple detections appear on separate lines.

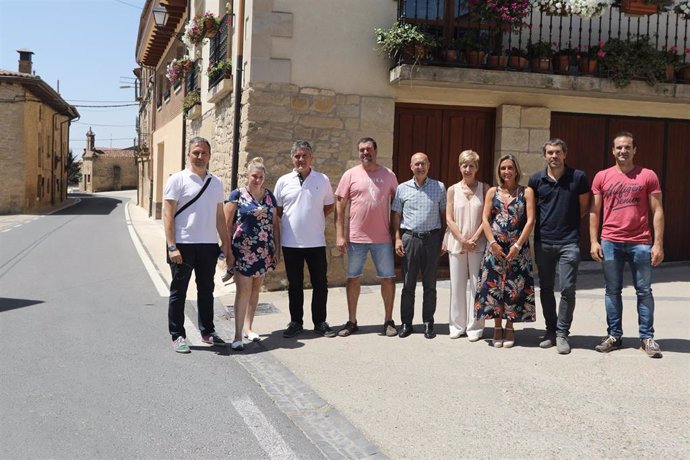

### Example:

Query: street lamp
xmin=152 ymin=5 xmax=169 ymax=27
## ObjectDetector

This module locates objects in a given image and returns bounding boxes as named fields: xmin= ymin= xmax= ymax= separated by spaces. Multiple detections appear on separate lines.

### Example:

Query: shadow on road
xmin=0 ymin=297 xmax=44 ymax=313
xmin=57 ymin=196 xmax=122 ymax=216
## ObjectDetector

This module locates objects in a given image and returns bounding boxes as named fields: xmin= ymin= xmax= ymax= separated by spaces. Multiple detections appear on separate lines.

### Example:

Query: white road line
xmin=1 ymin=229 xmax=9 ymax=233
xmin=13 ymin=224 xmax=22 ymax=228
xmin=231 ymin=395 xmax=298 ymax=460
xmin=124 ymin=202 xmax=169 ymax=297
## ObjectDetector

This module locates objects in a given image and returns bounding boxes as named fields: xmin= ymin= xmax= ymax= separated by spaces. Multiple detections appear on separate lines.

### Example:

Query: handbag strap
xmin=174 ymin=176 xmax=212 ymax=218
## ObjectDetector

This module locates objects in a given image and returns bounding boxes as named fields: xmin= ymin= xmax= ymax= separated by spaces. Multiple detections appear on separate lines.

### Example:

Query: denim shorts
xmin=347 ymin=242 xmax=396 ymax=278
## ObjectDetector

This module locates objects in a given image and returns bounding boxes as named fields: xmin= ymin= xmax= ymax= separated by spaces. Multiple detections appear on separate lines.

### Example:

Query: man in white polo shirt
xmin=274 ymin=140 xmax=336 ymax=338
xmin=163 ymin=137 xmax=230 ymax=353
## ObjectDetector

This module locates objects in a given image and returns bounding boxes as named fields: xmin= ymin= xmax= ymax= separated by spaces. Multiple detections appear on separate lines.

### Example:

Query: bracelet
xmin=513 ymin=243 xmax=522 ymax=250
xmin=489 ymin=240 xmax=498 ymax=247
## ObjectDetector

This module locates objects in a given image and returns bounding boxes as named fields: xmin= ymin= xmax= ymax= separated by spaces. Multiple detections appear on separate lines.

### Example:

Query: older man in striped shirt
xmin=392 ymin=152 xmax=446 ymax=339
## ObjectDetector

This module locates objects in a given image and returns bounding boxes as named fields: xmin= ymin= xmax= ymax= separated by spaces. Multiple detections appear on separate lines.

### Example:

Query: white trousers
xmin=448 ymin=251 xmax=485 ymax=339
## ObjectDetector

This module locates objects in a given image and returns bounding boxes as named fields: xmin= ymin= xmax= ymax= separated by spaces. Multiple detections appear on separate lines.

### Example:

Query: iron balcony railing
xmin=208 ymin=14 xmax=230 ymax=89
xmin=395 ymin=0 xmax=689 ymax=80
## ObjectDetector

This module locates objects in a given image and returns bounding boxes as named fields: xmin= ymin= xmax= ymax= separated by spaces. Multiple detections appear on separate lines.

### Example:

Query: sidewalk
xmin=127 ymin=194 xmax=690 ymax=459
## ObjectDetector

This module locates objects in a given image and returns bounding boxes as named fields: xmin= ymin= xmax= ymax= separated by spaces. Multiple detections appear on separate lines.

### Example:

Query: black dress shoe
xmin=398 ymin=323 xmax=414 ymax=338
xmin=424 ymin=322 xmax=436 ymax=339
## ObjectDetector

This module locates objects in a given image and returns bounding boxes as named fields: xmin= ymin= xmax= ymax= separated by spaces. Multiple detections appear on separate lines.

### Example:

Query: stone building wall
xmin=238 ymin=82 xmax=395 ymax=290
xmin=0 ymin=83 xmax=26 ymax=214
xmin=495 ymin=104 xmax=551 ymax=184
xmin=86 ymin=155 xmax=138 ymax=192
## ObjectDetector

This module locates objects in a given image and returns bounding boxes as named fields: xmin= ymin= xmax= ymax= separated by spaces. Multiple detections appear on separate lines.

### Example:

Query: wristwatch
xmin=167 ymin=243 xmax=177 ymax=251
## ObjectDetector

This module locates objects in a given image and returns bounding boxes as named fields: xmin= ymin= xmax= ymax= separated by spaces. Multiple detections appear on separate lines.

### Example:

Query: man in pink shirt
xmin=589 ymin=131 xmax=665 ymax=358
xmin=335 ymin=137 xmax=398 ymax=337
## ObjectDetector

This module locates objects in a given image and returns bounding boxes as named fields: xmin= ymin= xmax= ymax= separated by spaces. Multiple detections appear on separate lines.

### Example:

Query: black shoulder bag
xmin=174 ymin=176 xmax=212 ymax=218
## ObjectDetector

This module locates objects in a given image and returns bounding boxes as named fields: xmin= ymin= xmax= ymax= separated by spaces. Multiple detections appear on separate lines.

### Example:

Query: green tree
xmin=66 ymin=149 xmax=82 ymax=185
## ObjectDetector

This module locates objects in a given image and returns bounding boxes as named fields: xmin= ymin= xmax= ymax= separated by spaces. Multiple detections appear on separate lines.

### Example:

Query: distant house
xmin=0 ymin=49 xmax=78 ymax=214
xmin=80 ymin=128 xmax=137 ymax=193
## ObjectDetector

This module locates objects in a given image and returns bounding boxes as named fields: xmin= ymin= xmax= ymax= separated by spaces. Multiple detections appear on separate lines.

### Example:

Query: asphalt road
xmin=0 ymin=194 xmax=323 ymax=459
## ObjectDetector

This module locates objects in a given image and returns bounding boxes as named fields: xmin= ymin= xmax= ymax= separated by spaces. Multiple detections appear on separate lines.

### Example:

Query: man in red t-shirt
xmin=589 ymin=131 xmax=665 ymax=358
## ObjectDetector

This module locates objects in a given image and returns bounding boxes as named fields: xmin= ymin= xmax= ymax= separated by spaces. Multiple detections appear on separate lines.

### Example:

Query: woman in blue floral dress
xmin=224 ymin=157 xmax=281 ymax=351
xmin=474 ymin=154 xmax=535 ymax=348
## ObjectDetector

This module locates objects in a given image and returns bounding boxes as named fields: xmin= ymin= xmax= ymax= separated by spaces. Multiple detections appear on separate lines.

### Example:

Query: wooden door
xmin=394 ymin=104 xmax=496 ymax=276
xmin=550 ymin=113 xmax=607 ymax=257
xmin=394 ymin=103 xmax=495 ymax=190
xmin=551 ymin=112 xmax=689 ymax=261
xmin=664 ymin=121 xmax=690 ymax=259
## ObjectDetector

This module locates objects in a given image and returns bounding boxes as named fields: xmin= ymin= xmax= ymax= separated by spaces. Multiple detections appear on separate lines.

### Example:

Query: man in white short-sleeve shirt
xmin=163 ymin=137 xmax=230 ymax=353
xmin=274 ymin=140 xmax=335 ymax=338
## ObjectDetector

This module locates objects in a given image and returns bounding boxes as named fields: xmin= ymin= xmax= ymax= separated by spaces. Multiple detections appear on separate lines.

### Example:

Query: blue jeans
xmin=601 ymin=240 xmax=655 ymax=339
xmin=535 ymin=242 xmax=580 ymax=337
xmin=347 ymin=242 xmax=395 ymax=278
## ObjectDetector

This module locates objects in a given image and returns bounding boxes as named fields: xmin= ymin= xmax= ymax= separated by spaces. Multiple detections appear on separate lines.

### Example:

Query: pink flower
xmin=258 ymin=230 xmax=268 ymax=242
xmin=598 ymin=41 xmax=605 ymax=47
xmin=597 ymin=50 xmax=606 ymax=59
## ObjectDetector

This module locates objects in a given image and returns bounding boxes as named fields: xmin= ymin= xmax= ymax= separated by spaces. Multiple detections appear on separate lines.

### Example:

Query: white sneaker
xmin=172 ymin=336 xmax=190 ymax=353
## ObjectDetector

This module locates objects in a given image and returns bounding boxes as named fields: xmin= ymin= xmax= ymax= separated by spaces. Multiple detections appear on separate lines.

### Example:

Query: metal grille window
xmin=186 ymin=60 xmax=200 ymax=92
xmin=208 ymin=14 xmax=230 ymax=88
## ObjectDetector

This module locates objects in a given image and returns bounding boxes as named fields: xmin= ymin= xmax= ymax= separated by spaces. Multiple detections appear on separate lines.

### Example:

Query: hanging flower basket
xmin=200 ymin=11 xmax=221 ymax=38
xmin=674 ymin=0 xmax=690 ymax=19
xmin=568 ymin=0 xmax=612 ymax=18
xmin=183 ymin=89 xmax=201 ymax=113
xmin=536 ymin=0 xmax=569 ymax=16
xmin=532 ymin=0 xmax=612 ymax=19
xmin=166 ymin=57 xmax=194 ymax=84
xmin=471 ymin=0 xmax=532 ymax=30
xmin=182 ymin=17 xmax=204 ymax=48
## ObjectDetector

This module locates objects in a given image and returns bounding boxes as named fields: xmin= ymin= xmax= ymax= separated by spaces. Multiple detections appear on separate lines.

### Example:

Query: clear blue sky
xmin=0 ymin=0 xmax=146 ymax=158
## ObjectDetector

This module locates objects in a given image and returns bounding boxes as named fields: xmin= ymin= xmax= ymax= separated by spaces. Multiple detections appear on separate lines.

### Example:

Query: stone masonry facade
xmin=191 ymin=82 xmax=395 ymax=290
xmin=495 ymin=104 xmax=552 ymax=184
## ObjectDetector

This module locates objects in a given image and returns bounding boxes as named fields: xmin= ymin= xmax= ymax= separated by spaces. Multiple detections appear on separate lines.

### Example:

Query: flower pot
xmin=401 ymin=44 xmax=428 ymax=64
xmin=620 ymin=0 xmax=659 ymax=16
xmin=487 ymin=55 xmax=507 ymax=69
xmin=579 ymin=58 xmax=598 ymax=75
xmin=443 ymin=49 xmax=459 ymax=62
xmin=204 ymin=19 xmax=219 ymax=38
xmin=553 ymin=55 xmax=570 ymax=74
xmin=508 ymin=55 xmax=528 ymax=69
xmin=665 ymin=64 xmax=676 ymax=82
xmin=465 ymin=51 xmax=486 ymax=67
xmin=677 ymin=67 xmax=690 ymax=83
xmin=530 ymin=57 xmax=551 ymax=73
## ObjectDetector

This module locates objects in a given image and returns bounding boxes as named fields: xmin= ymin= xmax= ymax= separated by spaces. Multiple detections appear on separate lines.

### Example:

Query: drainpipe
xmin=58 ymin=116 xmax=72 ymax=201
xmin=182 ymin=0 xmax=191 ymax=171
xmin=182 ymin=112 xmax=187 ymax=170
xmin=230 ymin=0 xmax=245 ymax=190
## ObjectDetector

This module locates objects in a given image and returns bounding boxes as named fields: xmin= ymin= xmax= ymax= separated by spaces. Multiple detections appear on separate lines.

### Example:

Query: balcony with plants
xmin=379 ymin=0 xmax=690 ymax=93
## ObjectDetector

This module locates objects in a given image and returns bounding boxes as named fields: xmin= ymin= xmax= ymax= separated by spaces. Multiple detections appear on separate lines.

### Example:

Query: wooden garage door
xmin=394 ymin=104 xmax=495 ymax=191
xmin=393 ymin=104 xmax=496 ymax=274
xmin=551 ymin=113 xmax=689 ymax=261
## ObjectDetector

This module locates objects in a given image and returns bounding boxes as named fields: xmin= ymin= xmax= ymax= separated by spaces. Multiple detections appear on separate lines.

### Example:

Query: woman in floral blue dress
xmin=224 ymin=157 xmax=281 ymax=351
xmin=475 ymin=154 xmax=535 ymax=348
